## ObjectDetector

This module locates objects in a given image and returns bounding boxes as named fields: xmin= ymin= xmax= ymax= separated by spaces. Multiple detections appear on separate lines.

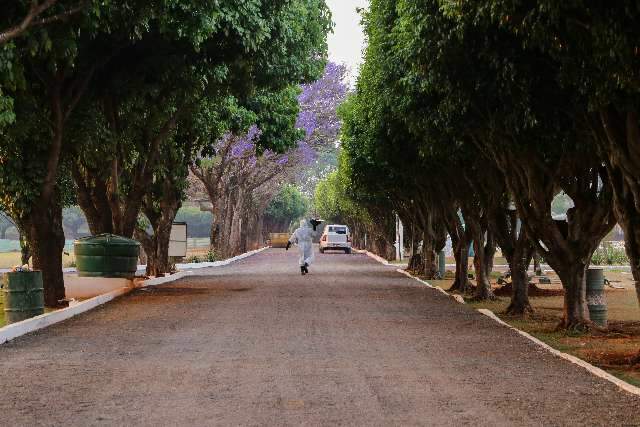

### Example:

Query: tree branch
xmin=0 ymin=1 xmax=86 ymax=45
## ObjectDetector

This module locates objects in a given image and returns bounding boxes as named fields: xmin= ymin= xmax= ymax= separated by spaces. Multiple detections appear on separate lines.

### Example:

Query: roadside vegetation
xmin=314 ymin=0 xmax=640 ymax=333
xmin=0 ymin=1 xmax=334 ymax=307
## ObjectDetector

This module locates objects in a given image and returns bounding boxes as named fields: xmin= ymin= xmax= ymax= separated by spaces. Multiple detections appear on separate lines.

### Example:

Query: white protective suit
xmin=289 ymin=219 xmax=315 ymax=267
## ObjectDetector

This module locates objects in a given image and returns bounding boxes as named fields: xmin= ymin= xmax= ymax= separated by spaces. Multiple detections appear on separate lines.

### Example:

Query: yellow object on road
xmin=269 ymin=233 xmax=290 ymax=248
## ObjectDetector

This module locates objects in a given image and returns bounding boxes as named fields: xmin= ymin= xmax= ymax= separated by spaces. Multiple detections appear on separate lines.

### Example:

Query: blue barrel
xmin=586 ymin=267 xmax=607 ymax=328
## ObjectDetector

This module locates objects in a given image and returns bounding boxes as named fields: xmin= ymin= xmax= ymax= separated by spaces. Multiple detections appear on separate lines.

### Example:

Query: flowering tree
xmin=192 ymin=62 xmax=350 ymax=257
xmin=295 ymin=62 xmax=350 ymax=195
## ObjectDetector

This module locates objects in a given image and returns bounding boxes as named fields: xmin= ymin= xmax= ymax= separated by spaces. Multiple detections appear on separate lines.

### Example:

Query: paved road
xmin=1 ymin=249 xmax=639 ymax=426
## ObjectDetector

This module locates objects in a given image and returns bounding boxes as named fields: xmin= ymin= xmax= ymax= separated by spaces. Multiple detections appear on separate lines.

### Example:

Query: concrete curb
xmin=361 ymin=250 xmax=640 ymax=398
xmin=477 ymin=309 xmax=640 ymax=397
xmin=0 ymin=286 xmax=131 ymax=345
xmin=396 ymin=269 xmax=457 ymax=300
xmin=354 ymin=249 xmax=392 ymax=266
xmin=182 ymin=246 xmax=268 ymax=273
xmin=0 ymin=247 xmax=267 ymax=345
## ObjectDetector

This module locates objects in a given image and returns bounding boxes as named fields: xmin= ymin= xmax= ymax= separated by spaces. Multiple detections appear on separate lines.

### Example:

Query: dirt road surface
xmin=1 ymin=248 xmax=639 ymax=426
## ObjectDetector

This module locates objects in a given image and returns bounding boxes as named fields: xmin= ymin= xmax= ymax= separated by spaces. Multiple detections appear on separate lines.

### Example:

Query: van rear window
xmin=329 ymin=226 xmax=347 ymax=234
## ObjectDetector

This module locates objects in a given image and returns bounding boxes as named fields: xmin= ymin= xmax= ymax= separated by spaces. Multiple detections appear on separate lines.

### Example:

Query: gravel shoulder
xmin=1 ymin=248 xmax=639 ymax=426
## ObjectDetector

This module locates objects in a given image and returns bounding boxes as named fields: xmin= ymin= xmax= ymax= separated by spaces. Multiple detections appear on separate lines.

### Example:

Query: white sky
xmin=326 ymin=0 xmax=368 ymax=84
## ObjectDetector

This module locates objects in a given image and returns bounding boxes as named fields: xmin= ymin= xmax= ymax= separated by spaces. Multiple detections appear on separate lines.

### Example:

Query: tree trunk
xmin=153 ymin=219 xmax=173 ymax=276
xmin=227 ymin=212 xmax=241 ymax=257
xmin=483 ymin=231 xmax=496 ymax=276
xmin=450 ymin=234 xmax=471 ymax=294
xmin=210 ymin=220 xmax=220 ymax=251
xmin=533 ymin=251 xmax=542 ymax=275
xmin=135 ymin=218 xmax=174 ymax=277
xmin=599 ymin=108 xmax=640 ymax=307
xmin=467 ymin=215 xmax=495 ymax=301
xmin=137 ymin=180 xmax=182 ymax=277
xmin=26 ymin=202 xmax=66 ymax=307
xmin=421 ymin=231 xmax=438 ymax=279
xmin=555 ymin=265 xmax=590 ymax=330
xmin=216 ymin=195 xmax=235 ymax=259
xmin=505 ymin=250 xmax=533 ymax=315
xmin=609 ymin=175 xmax=640 ymax=309
xmin=135 ymin=229 xmax=156 ymax=276
xmin=72 ymin=164 xmax=114 ymax=235
xmin=485 ymin=136 xmax=614 ymax=329
xmin=20 ymin=232 xmax=31 ymax=266
xmin=472 ymin=238 xmax=494 ymax=300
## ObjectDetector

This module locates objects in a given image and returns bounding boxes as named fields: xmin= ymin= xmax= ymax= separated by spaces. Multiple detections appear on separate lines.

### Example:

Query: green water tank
xmin=74 ymin=234 xmax=140 ymax=278
xmin=3 ymin=271 xmax=45 ymax=324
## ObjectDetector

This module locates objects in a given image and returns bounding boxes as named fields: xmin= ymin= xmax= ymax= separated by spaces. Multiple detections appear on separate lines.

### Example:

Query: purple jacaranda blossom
xmin=229 ymin=125 xmax=261 ymax=159
xmin=295 ymin=111 xmax=317 ymax=138
xmin=296 ymin=62 xmax=349 ymax=149
xmin=297 ymin=141 xmax=316 ymax=165
xmin=277 ymin=156 xmax=289 ymax=165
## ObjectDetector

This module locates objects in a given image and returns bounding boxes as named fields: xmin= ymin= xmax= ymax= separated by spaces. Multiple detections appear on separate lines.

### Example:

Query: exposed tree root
xmin=469 ymin=291 xmax=497 ymax=302
xmin=494 ymin=282 xmax=563 ymax=297
xmin=554 ymin=319 xmax=593 ymax=334
xmin=449 ymin=278 xmax=473 ymax=294
xmin=504 ymin=302 xmax=534 ymax=317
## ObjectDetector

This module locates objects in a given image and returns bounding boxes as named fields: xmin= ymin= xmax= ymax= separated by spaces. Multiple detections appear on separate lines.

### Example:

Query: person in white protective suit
xmin=286 ymin=219 xmax=319 ymax=275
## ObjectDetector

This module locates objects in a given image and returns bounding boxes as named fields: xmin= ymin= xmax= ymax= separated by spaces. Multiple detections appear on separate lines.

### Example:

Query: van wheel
xmin=344 ymin=248 xmax=351 ymax=254
xmin=319 ymin=248 xmax=324 ymax=254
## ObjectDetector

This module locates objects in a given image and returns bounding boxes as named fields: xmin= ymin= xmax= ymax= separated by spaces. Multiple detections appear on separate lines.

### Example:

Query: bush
xmin=185 ymin=255 xmax=201 ymax=264
xmin=205 ymin=250 xmax=216 ymax=262
xmin=591 ymin=246 xmax=629 ymax=266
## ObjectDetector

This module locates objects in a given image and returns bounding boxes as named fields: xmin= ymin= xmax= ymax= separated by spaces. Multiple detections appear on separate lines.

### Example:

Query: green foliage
xmin=314 ymin=152 xmax=371 ymax=226
xmin=591 ymin=246 xmax=629 ymax=266
xmin=249 ymin=86 xmax=304 ymax=154
xmin=264 ymin=185 xmax=309 ymax=228
xmin=1 ymin=0 xmax=332 ymax=223
xmin=205 ymin=250 xmax=217 ymax=263
xmin=184 ymin=250 xmax=215 ymax=264
xmin=185 ymin=255 xmax=202 ymax=264
xmin=479 ymin=1 xmax=640 ymax=111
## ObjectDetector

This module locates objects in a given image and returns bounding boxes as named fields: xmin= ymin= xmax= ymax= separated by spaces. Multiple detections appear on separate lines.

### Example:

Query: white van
xmin=319 ymin=224 xmax=351 ymax=254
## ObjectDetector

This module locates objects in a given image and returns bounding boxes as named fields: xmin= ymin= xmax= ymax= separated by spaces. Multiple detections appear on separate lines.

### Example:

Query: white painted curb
xmin=182 ymin=246 xmax=268 ymax=272
xmin=363 ymin=251 xmax=640 ymax=397
xmin=477 ymin=308 xmax=640 ymax=397
xmin=0 ymin=286 xmax=131 ymax=345
xmin=396 ymin=269 xmax=455 ymax=299
xmin=142 ymin=270 xmax=193 ymax=287
xmin=357 ymin=249 xmax=466 ymax=303
xmin=0 ymin=247 xmax=268 ymax=345
xmin=354 ymin=249 xmax=392 ymax=266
